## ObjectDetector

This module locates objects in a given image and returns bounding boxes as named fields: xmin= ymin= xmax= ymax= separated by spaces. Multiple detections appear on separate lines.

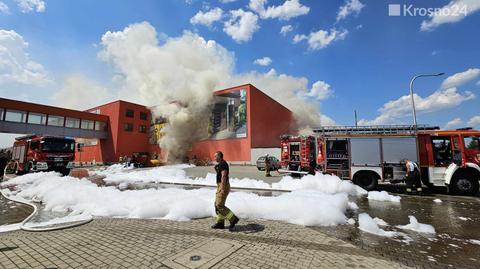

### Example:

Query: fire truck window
xmin=28 ymin=113 xmax=47 ymax=125
xmin=30 ymin=141 xmax=39 ymax=150
xmin=5 ymin=110 xmax=27 ymax=123
xmin=41 ymin=139 xmax=75 ymax=153
xmin=431 ymin=137 xmax=452 ymax=165
xmin=464 ymin=136 xmax=480 ymax=151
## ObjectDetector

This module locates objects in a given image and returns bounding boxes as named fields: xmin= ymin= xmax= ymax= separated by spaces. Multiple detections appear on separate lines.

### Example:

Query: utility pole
xmin=354 ymin=110 xmax=358 ymax=127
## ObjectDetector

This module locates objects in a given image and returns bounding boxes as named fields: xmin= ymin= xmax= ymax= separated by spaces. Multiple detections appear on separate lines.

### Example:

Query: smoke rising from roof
xmin=98 ymin=22 xmax=330 ymax=160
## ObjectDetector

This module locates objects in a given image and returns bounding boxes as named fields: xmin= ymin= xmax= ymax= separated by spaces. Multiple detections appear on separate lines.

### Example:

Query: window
xmin=47 ymin=115 xmax=64 ymax=127
xmin=139 ymin=125 xmax=147 ymax=133
xmin=90 ymin=109 xmax=101 ymax=114
xmin=0 ymin=108 xmax=4 ymax=120
xmin=126 ymin=109 xmax=134 ymax=118
xmin=464 ymin=136 xmax=480 ymax=151
xmin=431 ymin=137 xmax=452 ymax=166
xmin=81 ymin=120 xmax=94 ymax=130
xmin=65 ymin=117 xmax=80 ymax=128
xmin=30 ymin=140 xmax=40 ymax=150
xmin=5 ymin=110 xmax=27 ymax=123
xmin=124 ymin=123 xmax=133 ymax=132
xmin=95 ymin=121 xmax=107 ymax=131
xmin=28 ymin=113 xmax=47 ymax=125
xmin=140 ymin=112 xmax=148 ymax=120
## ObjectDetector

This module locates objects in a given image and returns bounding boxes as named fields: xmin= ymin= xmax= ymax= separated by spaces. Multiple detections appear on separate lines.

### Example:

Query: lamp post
xmin=409 ymin=72 xmax=445 ymax=131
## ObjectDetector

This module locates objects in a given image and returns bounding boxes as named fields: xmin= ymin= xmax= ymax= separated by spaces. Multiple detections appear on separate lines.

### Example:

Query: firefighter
xmin=403 ymin=159 xmax=422 ymax=194
xmin=211 ymin=151 xmax=239 ymax=230
xmin=264 ymin=154 xmax=271 ymax=177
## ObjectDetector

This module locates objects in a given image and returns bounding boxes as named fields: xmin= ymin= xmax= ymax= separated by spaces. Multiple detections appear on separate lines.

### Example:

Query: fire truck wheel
xmin=353 ymin=171 xmax=378 ymax=191
xmin=450 ymin=172 xmax=479 ymax=196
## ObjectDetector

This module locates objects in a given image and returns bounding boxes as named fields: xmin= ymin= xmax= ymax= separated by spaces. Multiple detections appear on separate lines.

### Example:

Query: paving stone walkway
xmin=0 ymin=218 xmax=413 ymax=269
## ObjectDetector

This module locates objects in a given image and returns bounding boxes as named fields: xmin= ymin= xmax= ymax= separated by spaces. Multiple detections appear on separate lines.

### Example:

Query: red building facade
xmin=1 ymin=84 xmax=296 ymax=164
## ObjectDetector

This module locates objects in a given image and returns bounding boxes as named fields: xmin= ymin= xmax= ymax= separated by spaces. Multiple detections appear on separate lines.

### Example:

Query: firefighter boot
xmin=405 ymin=188 xmax=413 ymax=195
xmin=417 ymin=187 xmax=424 ymax=195
xmin=229 ymin=216 xmax=239 ymax=231
xmin=211 ymin=221 xmax=225 ymax=229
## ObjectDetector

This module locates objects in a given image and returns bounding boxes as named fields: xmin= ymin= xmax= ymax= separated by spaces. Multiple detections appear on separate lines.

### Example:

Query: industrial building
xmin=0 ymin=84 xmax=296 ymax=164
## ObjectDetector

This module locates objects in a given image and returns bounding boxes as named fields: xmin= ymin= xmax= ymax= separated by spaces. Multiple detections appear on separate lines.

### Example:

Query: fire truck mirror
xmin=77 ymin=143 xmax=84 ymax=152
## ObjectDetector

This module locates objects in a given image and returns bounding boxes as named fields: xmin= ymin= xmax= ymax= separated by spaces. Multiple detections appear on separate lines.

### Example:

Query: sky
xmin=0 ymin=0 xmax=479 ymax=147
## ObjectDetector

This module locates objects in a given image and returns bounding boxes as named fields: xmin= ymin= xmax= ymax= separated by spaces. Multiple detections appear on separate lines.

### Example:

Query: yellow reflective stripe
xmin=226 ymin=211 xmax=235 ymax=220
xmin=216 ymin=214 xmax=225 ymax=221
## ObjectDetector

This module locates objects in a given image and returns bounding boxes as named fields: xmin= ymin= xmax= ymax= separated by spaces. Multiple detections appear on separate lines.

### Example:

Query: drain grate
xmin=162 ymin=239 xmax=243 ymax=269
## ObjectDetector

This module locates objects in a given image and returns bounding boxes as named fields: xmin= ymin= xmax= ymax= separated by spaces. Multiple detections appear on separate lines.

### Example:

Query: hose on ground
xmin=0 ymin=188 xmax=93 ymax=232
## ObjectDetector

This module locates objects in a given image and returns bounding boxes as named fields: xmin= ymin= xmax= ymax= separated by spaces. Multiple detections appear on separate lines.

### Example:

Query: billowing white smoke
xmin=98 ymin=22 xmax=329 ymax=160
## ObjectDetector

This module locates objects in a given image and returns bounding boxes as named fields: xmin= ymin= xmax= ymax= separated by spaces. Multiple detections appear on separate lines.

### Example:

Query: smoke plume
xmin=98 ymin=22 xmax=331 ymax=161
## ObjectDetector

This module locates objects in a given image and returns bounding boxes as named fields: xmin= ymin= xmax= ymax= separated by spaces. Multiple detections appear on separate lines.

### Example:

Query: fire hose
xmin=0 ymin=188 xmax=93 ymax=232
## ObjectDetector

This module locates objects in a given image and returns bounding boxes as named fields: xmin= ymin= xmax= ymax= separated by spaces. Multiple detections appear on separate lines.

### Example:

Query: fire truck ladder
xmin=313 ymin=125 xmax=440 ymax=136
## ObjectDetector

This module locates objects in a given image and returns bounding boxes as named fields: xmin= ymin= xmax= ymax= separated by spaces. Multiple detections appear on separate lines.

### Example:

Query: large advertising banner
xmin=209 ymin=89 xmax=247 ymax=140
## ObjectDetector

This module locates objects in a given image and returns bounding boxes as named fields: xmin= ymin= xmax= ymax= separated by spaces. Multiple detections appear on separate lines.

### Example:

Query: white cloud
xmin=336 ymin=0 xmax=365 ymax=21
xmin=441 ymin=68 xmax=480 ymax=89
xmin=15 ymin=0 xmax=45 ymax=13
xmin=0 ymin=29 xmax=51 ymax=86
xmin=444 ymin=118 xmax=463 ymax=129
xmin=253 ymin=56 xmax=272 ymax=66
xmin=359 ymin=88 xmax=476 ymax=125
xmin=0 ymin=1 xmax=9 ymax=14
xmin=294 ymin=28 xmax=348 ymax=50
xmin=420 ymin=0 xmax=480 ymax=31
xmin=468 ymin=116 xmax=480 ymax=127
xmin=51 ymin=75 xmax=114 ymax=110
xmin=249 ymin=0 xmax=310 ymax=21
xmin=306 ymin=80 xmax=332 ymax=101
xmin=190 ymin=7 xmax=223 ymax=27
xmin=223 ymin=9 xmax=259 ymax=43
xmin=280 ymin=24 xmax=293 ymax=36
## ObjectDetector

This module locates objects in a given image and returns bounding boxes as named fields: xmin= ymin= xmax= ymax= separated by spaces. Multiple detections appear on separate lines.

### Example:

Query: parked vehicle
xmin=256 ymin=156 xmax=281 ymax=171
xmin=281 ymin=125 xmax=480 ymax=195
xmin=5 ymin=135 xmax=75 ymax=176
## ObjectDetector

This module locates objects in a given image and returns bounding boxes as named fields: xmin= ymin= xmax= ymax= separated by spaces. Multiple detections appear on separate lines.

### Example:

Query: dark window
xmin=464 ymin=136 xmax=480 ymax=151
xmin=431 ymin=136 xmax=452 ymax=166
xmin=139 ymin=125 xmax=147 ymax=133
xmin=126 ymin=109 xmax=134 ymax=118
xmin=140 ymin=112 xmax=148 ymax=120
xmin=124 ymin=123 xmax=133 ymax=132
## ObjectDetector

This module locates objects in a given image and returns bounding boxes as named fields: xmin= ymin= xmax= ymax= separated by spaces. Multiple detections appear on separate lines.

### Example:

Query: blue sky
xmin=0 ymin=0 xmax=479 ymax=142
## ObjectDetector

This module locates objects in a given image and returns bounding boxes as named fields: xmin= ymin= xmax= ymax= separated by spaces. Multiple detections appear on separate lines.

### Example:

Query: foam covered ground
xmin=1 ymin=166 xmax=365 ymax=229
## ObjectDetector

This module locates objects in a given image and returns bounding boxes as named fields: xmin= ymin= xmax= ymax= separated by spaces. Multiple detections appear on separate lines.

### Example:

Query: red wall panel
xmin=249 ymin=85 xmax=296 ymax=148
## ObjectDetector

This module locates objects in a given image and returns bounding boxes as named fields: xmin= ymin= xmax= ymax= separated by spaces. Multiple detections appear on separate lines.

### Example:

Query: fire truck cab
xmin=281 ymin=125 xmax=480 ymax=196
xmin=5 ymin=135 xmax=76 ymax=176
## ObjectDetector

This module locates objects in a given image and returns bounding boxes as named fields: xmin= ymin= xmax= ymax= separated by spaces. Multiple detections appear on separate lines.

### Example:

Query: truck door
xmin=431 ymin=136 xmax=453 ymax=166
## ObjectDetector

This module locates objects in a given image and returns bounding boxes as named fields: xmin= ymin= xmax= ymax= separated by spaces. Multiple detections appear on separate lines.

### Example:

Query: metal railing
xmin=313 ymin=125 xmax=440 ymax=135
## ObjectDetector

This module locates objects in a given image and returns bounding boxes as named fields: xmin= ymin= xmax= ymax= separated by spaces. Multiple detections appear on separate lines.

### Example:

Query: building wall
xmin=249 ymin=85 xmax=295 ymax=148
xmin=76 ymin=100 xmax=152 ymax=163
xmin=115 ymin=102 xmax=151 ymax=158
xmin=189 ymin=138 xmax=251 ymax=162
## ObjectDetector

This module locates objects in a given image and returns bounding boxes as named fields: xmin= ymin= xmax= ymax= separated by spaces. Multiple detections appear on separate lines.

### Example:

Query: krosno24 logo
xmin=388 ymin=3 xmax=468 ymax=17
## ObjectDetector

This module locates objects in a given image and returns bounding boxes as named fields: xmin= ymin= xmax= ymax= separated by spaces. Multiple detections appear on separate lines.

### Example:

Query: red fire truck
xmin=5 ymin=135 xmax=76 ymax=176
xmin=280 ymin=125 xmax=480 ymax=195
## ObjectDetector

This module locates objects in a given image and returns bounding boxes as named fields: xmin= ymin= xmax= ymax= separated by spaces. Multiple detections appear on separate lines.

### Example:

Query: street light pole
xmin=409 ymin=72 xmax=445 ymax=131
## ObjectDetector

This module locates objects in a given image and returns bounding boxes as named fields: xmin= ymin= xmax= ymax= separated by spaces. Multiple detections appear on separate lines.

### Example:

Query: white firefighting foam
xmin=1 ymin=166 xmax=366 ymax=231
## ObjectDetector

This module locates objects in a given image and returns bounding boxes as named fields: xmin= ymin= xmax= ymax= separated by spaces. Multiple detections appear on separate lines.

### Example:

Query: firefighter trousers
xmin=215 ymin=183 xmax=236 ymax=223
xmin=405 ymin=172 xmax=422 ymax=192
